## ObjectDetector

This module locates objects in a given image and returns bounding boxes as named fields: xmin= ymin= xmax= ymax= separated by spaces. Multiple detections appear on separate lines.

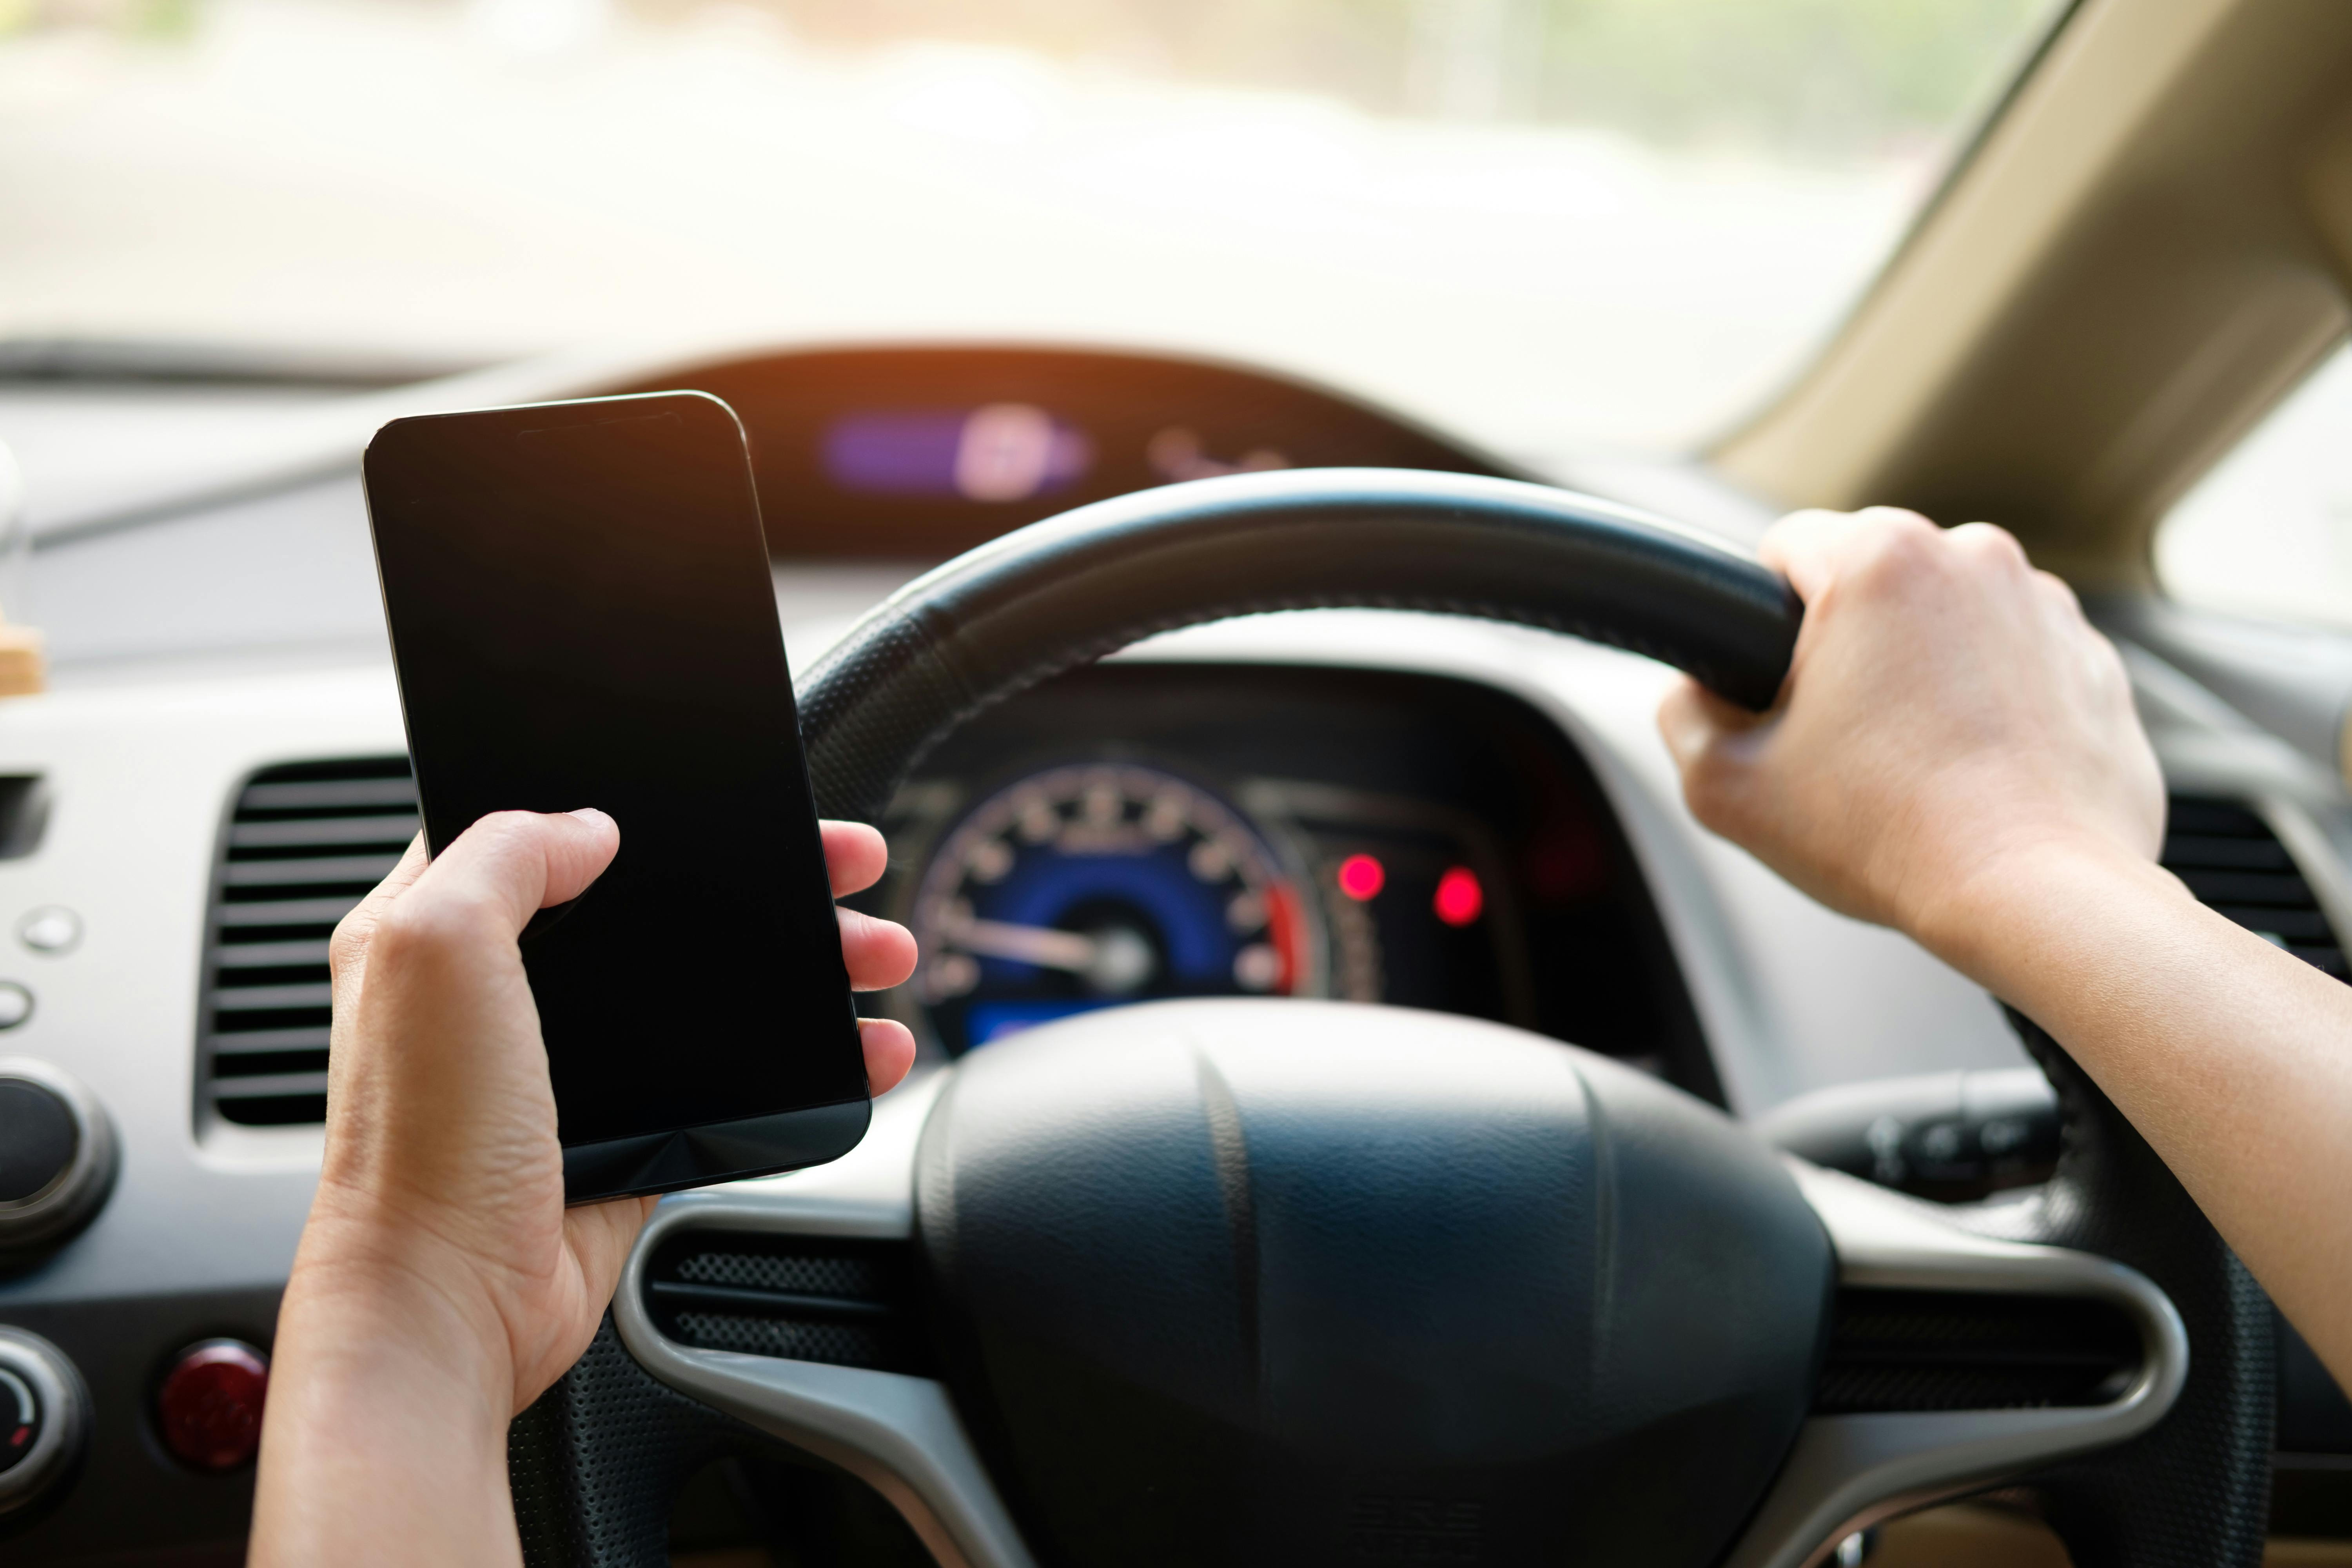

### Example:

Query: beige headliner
xmin=1713 ymin=0 xmax=2352 ymax=588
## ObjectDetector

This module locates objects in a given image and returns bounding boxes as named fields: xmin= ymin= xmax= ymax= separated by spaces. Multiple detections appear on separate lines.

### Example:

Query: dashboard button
xmin=156 ymin=1340 xmax=269 ymax=1472
xmin=17 ymin=908 xmax=78 ymax=955
xmin=0 ymin=1367 xmax=36 ymax=1475
xmin=0 ymin=1079 xmax=73 ymax=1203
xmin=0 ymin=1060 xmax=118 ymax=1261
xmin=0 ymin=1329 xmax=87 ymax=1514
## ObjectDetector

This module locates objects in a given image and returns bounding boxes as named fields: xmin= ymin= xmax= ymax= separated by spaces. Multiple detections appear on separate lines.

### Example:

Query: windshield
xmin=3 ymin=0 xmax=2058 ymax=457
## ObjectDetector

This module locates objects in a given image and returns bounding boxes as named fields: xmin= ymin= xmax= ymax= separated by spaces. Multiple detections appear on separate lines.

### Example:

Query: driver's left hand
xmin=250 ymin=809 xmax=916 ymax=1568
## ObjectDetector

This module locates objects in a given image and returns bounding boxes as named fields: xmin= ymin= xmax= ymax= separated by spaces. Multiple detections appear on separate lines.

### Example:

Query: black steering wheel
xmin=507 ymin=469 xmax=2270 ymax=1568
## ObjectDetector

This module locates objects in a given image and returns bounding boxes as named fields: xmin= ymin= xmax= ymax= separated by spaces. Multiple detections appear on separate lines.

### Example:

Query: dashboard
xmin=864 ymin=662 xmax=1718 ymax=1102
xmin=606 ymin=346 xmax=1517 ymax=559
xmin=0 ymin=339 xmax=2348 ymax=1562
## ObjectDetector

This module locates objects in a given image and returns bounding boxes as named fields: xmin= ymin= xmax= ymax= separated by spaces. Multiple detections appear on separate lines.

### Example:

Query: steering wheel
xmin=506 ymin=469 xmax=2271 ymax=1568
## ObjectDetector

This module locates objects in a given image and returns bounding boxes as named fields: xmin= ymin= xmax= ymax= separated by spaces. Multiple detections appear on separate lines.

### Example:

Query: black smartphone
xmin=361 ymin=391 xmax=870 ymax=1203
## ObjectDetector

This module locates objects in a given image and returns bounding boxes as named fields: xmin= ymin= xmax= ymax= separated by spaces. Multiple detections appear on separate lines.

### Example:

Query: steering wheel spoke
xmin=606 ymin=1072 xmax=1037 ymax=1568
xmin=1725 ymin=1164 xmax=2189 ymax=1568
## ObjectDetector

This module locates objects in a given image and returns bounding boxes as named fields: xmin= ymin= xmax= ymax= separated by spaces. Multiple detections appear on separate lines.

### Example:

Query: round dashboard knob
xmin=0 ymin=1328 xmax=89 ymax=1515
xmin=0 ymin=1059 xmax=117 ymax=1261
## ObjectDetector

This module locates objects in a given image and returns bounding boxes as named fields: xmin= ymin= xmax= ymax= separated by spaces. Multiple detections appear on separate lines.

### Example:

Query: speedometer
xmin=909 ymin=763 xmax=1323 ymax=1053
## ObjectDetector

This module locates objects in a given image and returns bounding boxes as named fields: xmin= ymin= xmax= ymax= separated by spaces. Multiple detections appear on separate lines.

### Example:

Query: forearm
xmin=1923 ymin=844 xmax=2352 ymax=1387
xmin=252 ymin=1250 xmax=521 ymax=1568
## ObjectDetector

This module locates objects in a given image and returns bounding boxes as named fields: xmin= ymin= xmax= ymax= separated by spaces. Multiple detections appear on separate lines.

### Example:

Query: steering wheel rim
xmin=509 ymin=469 xmax=2269 ymax=1568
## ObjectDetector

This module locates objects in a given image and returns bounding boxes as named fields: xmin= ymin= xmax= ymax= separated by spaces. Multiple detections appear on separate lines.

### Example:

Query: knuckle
xmin=2032 ymin=567 xmax=2083 ymax=611
xmin=1948 ymin=521 xmax=2029 ymax=570
xmin=369 ymin=893 xmax=497 ymax=970
xmin=328 ymin=910 xmax=372 ymax=975
xmin=1856 ymin=505 xmax=1938 ymax=534
xmin=1847 ymin=512 xmax=1941 ymax=586
xmin=470 ymin=810 xmax=546 ymax=852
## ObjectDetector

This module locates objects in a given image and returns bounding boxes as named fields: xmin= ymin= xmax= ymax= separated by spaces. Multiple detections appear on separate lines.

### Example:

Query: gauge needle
xmin=949 ymin=917 xmax=1158 ymax=995
xmin=956 ymin=918 xmax=1100 ymax=972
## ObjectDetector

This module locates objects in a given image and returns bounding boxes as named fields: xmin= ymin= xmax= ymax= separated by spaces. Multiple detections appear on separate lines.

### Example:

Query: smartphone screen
xmin=363 ymin=392 xmax=869 ymax=1200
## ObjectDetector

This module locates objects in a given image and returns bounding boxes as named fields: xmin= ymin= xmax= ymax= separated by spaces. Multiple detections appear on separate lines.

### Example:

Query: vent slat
xmin=211 ymin=1071 xmax=332 ymax=1100
xmin=2160 ymin=836 xmax=2292 ymax=871
xmin=218 ymin=897 xmax=379 ymax=928
xmin=238 ymin=779 xmax=422 ymax=811
xmin=202 ymin=758 xmax=414 ymax=1128
xmin=2172 ymin=867 xmax=2314 ymax=907
xmin=212 ymin=982 xmax=334 ymax=1010
xmin=229 ymin=815 xmax=419 ymax=850
xmin=207 ymin=1028 xmax=334 ymax=1054
xmin=2163 ymin=796 xmax=2346 ymax=984
xmin=223 ymin=855 xmax=403 ymax=888
xmin=214 ymin=941 xmax=333 ymax=968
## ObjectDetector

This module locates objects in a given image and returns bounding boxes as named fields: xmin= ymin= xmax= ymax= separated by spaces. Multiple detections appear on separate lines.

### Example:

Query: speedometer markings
xmin=907 ymin=762 xmax=1324 ymax=1047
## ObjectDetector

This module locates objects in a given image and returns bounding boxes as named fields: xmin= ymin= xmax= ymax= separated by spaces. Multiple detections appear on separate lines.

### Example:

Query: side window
xmin=2156 ymin=341 xmax=2352 ymax=626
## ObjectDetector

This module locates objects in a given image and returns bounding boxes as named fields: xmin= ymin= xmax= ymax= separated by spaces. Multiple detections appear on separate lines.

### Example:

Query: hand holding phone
xmin=362 ymin=392 xmax=893 ymax=1201
xmin=252 ymin=807 xmax=914 ymax=1566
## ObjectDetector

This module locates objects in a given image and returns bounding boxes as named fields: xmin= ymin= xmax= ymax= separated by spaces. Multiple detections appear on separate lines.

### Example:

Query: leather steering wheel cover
xmin=793 ymin=467 xmax=1802 ymax=822
xmin=509 ymin=468 xmax=2267 ymax=1568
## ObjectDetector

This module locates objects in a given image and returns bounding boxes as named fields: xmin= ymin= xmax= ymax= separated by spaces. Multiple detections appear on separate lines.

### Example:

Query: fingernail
xmin=567 ymin=807 xmax=614 ymax=828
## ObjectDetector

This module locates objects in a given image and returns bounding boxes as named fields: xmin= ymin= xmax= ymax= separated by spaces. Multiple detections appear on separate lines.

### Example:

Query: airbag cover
xmin=915 ymin=999 xmax=1829 ymax=1567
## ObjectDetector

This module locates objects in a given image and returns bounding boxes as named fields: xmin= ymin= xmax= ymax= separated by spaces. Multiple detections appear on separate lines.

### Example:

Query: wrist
xmin=1905 ymin=831 xmax=2188 ymax=1000
xmin=255 ymin=1247 xmax=521 ymax=1568
xmin=283 ymin=1193 xmax=522 ymax=1416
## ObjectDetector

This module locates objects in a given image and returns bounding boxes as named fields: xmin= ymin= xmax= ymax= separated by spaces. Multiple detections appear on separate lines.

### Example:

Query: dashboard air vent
xmin=2163 ymin=795 xmax=2346 ymax=981
xmin=644 ymin=1232 xmax=931 ymax=1375
xmin=199 ymin=758 xmax=417 ymax=1127
xmin=1814 ymin=1288 xmax=2141 ymax=1414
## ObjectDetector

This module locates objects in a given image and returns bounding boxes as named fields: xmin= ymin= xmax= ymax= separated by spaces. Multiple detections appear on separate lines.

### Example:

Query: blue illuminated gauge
xmin=910 ymin=764 xmax=1324 ymax=1053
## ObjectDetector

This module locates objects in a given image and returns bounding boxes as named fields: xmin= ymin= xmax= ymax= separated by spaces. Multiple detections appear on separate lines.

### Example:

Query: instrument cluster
xmin=855 ymin=663 xmax=1719 ymax=1103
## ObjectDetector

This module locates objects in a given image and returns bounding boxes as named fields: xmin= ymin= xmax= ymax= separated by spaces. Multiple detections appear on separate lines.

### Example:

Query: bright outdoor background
xmin=0 ymin=0 xmax=2051 ymax=461
xmin=2157 ymin=341 xmax=2352 ymax=630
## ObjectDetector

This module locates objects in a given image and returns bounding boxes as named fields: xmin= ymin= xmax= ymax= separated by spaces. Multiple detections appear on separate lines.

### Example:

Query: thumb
xmin=421 ymin=808 xmax=622 ymax=936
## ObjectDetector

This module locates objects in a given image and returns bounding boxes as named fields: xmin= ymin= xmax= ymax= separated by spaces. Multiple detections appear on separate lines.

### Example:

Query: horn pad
xmin=915 ymin=1000 xmax=1829 ymax=1568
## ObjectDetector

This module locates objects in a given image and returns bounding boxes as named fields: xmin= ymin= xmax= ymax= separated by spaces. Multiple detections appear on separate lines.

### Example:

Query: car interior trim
xmin=1724 ymin=1163 xmax=2192 ymax=1568
xmin=1717 ymin=0 xmax=2352 ymax=584
xmin=612 ymin=1079 xmax=2188 ymax=1568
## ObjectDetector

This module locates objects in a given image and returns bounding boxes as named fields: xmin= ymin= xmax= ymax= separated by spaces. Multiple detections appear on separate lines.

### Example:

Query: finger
xmin=839 ymin=907 xmax=918 ymax=992
xmin=822 ymin=821 xmax=890 ymax=897
xmin=412 ymin=808 xmax=622 ymax=936
xmin=2030 ymin=566 xmax=2087 ymax=622
xmin=1760 ymin=506 xmax=1936 ymax=605
xmin=1944 ymin=520 xmax=2032 ymax=577
xmin=1756 ymin=508 xmax=1873 ymax=601
xmin=328 ymin=833 xmax=431 ymax=986
xmin=859 ymin=1016 xmax=917 ymax=1096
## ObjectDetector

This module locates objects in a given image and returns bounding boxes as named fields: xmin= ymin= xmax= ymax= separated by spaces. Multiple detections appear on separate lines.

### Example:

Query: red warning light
xmin=1433 ymin=866 xmax=1484 ymax=926
xmin=1336 ymin=853 xmax=1385 ymax=901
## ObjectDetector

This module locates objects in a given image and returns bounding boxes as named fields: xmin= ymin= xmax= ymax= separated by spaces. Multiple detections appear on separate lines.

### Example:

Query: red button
xmin=156 ymin=1339 xmax=269 ymax=1472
